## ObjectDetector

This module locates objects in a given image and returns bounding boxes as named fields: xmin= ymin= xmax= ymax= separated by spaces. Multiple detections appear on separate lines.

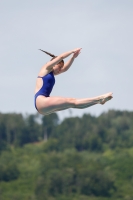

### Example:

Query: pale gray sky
xmin=0 ymin=0 xmax=133 ymax=120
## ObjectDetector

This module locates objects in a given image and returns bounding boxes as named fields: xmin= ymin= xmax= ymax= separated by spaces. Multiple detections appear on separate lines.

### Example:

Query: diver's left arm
xmin=62 ymin=56 xmax=75 ymax=72
xmin=62 ymin=49 xmax=81 ymax=72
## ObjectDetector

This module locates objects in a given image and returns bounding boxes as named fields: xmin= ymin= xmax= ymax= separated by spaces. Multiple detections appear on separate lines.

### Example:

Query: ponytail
xmin=39 ymin=49 xmax=56 ymax=59
xmin=39 ymin=49 xmax=64 ymax=64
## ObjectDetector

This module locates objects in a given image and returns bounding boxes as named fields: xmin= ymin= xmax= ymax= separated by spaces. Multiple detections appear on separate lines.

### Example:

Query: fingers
xmin=73 ymin=48 xmax=82 ymax=53
xmin=72 ymin=48 xmax=82 ymax=58
xmin=74 ymin=50 xmax=81 ymax=56
xmin=75 ymin=49 xmax=81 ymax=55
xmin=73 ymin=50 xmax=81 ymax=58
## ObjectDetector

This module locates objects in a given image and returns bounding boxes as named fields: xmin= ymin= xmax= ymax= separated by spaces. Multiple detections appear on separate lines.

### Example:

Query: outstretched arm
xmin=45 ymin=48 xmax=82 ymax=71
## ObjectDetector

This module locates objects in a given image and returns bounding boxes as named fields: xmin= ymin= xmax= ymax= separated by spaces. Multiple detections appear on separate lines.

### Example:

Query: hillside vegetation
xmin=0 ymin=110 xmax=133 ymax=200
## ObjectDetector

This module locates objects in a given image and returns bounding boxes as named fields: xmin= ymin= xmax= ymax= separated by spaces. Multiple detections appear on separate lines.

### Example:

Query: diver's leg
xmin=74 ymin=92 xmax=113 ymax=108
xmin=36 ymin=92 xmax=113 ymax=115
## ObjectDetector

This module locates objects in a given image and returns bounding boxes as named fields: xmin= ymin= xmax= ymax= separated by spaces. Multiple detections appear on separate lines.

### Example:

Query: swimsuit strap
xmin=37 ymin=72 xmax=53 ymax=79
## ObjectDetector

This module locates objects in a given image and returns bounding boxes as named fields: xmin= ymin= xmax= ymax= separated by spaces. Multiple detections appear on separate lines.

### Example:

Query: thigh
xmin=36 ymin=95 xmax=75 ymax=115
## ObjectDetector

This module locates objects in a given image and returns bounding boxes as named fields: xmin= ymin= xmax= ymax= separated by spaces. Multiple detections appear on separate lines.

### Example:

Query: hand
xmin=72 ymin=48 xmax=82 ymax=53
xmin=73 ymin=48 xmax=82 ymax=58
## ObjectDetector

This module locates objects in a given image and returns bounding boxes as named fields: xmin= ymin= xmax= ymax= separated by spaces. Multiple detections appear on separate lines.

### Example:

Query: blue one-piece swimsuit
xmin=34 ymin=71 xmax=55 ymax=111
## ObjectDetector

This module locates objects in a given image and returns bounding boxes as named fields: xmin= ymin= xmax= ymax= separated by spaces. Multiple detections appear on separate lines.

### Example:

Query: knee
xmin=67 ymin=98 xmax=76 ymax=107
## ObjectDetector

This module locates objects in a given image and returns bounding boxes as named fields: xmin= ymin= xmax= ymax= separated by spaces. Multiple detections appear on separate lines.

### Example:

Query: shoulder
xmin=38 ymin=63 xmax=52 ymax=77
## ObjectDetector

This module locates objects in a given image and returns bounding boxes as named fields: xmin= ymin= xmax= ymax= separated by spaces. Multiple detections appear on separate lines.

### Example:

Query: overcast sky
xmin=0 ymin=0 xmax=133 ymax=120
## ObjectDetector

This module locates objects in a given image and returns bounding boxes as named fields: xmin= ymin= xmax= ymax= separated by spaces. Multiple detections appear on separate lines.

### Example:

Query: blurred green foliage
xmin=0 ymin=110 xmax=133 ymax=200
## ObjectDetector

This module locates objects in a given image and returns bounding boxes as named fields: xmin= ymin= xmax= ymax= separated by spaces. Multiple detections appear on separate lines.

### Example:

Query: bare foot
xmin=98 ymin=92 xmax=113 ymax=105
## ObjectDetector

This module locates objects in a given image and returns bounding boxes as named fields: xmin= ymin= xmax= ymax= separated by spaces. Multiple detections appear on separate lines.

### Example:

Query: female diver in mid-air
xmin=34 ymin=48 xmax=113 ymax=115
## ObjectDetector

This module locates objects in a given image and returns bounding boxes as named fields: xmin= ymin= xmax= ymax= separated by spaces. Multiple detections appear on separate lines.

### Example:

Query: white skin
xmin=35 ymin=48 xmax=113 ymax=115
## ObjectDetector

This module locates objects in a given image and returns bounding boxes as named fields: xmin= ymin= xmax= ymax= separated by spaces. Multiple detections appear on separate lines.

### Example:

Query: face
xmin=53 ymin=62 xmax=64 ymax=75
